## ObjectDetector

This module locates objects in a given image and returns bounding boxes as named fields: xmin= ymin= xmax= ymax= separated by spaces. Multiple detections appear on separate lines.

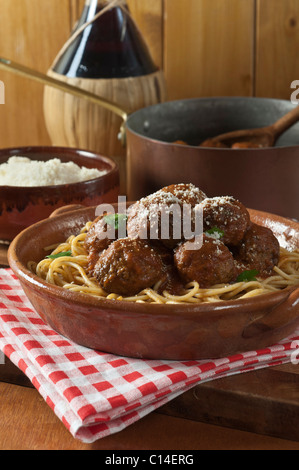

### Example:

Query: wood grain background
xmin=0 ymin=0 xmax=298 ymax=149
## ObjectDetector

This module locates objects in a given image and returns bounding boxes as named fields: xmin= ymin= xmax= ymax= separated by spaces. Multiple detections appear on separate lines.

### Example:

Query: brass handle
xmin=0 ymin=57 xmax=129 ymax=144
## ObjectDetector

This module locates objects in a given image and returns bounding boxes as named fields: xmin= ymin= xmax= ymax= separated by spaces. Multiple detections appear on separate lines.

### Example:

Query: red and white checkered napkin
xmin=0 ymin=268 xmax=299 ymax=444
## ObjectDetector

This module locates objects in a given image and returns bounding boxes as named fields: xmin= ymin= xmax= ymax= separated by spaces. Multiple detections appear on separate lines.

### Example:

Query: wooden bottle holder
xmin=43 ymin=69 xmax=167 ymax=194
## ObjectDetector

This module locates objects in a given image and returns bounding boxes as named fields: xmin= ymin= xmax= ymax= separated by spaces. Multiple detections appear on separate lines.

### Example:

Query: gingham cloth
xmin=0 ymin=268 xmax=299 ymax=443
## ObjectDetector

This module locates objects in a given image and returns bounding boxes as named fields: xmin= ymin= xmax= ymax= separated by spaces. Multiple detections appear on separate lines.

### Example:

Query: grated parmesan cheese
xmin=0 ymin=157 xmax=106 ymax=187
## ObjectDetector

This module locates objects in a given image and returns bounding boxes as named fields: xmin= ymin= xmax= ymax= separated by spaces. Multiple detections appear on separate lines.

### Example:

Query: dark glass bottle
xmin=53 ymin=0 xmax=158 ymax=79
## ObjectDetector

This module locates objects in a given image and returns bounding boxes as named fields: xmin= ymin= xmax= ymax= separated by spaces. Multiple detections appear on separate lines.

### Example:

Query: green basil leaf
xmin=206 ymin=226 xmax=225 ymax=238
xmin=104 ymin=213 xmax=127 ymax=230
xmin=46 ymin=251 xmax=72 ymax=260
xmin=236 ymin=269 xmax=260 ymax=282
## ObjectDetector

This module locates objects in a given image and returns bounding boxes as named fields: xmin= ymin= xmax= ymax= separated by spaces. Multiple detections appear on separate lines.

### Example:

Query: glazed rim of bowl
xmin=0 ymin=146 xmax=118 ymax=190
xmin=7 ymin=205 xmax=299 ymax=318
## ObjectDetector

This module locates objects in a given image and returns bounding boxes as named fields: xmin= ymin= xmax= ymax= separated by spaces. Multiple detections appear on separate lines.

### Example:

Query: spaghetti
xmin=28 ymin=221 xmax=299 ymax=305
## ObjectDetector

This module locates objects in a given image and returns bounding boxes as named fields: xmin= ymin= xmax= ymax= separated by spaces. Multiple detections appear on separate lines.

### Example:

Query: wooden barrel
xmin=43 ymin=69 xmax=167 ymax=193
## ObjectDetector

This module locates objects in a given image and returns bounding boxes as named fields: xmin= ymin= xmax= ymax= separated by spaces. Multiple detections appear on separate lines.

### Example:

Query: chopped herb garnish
xmin=206 ymin=226 xmax=225 ymax=238
xmin=46 ymin=251 xmax=72 ymax=260
xmin=236 ymin=269 xmax=260 ymax=282
xmin=104 ymin=213 xmax=128 ymax=230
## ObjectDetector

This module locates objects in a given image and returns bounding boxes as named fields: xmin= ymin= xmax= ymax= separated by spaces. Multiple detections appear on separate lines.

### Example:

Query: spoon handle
xmin=0 ymin=57 xmax=128 ymax=122
xmin=271 ymin=104 xmax=299 ymax=138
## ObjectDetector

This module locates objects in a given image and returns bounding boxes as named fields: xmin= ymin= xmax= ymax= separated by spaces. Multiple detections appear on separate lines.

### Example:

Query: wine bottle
xmin=53 ymin=0 xmax=158 ymax=79
xmin=44 ymin=0 xmax=167 ymax=193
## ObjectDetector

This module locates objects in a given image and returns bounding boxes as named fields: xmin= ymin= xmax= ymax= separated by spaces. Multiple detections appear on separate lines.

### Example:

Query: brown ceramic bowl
xmin=0 ymin=146 xmax=119 ymax=242
xmin=7 ymin=204 xmax=299 ymax=361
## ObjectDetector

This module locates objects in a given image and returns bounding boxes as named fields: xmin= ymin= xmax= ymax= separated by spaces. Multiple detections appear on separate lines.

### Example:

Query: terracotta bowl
xmin=7 ymin=205 xmax=299 ymax=361
xmin=0 ymin=146 xmax=119 ymax=242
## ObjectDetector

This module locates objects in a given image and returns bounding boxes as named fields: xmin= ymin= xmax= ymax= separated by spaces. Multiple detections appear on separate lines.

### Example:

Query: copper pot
xmin=125 ymin=97 xmax=299 ymax=220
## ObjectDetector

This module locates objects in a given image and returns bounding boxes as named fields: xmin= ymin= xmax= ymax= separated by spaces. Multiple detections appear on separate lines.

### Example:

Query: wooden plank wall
xmin=164 ymin=0 xmax=255 ymax=99
xmin=0 ymin=0 xmax=298 ymax=149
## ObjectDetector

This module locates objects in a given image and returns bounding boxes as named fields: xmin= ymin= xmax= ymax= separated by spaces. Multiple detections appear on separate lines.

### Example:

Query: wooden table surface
xmin=1 ymin=246 xmax=299 ymax=450
xmin=1 ymin=365 xmax=299 ymax=451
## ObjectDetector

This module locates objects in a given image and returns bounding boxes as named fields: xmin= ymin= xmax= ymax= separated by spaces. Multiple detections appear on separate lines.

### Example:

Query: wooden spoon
xmin=200 ymin=104 xmax=299 ymax=148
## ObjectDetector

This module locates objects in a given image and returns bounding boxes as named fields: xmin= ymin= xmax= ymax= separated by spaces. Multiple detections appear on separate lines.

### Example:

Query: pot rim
xmin=125 ymin=96 xmax=299 ymax=150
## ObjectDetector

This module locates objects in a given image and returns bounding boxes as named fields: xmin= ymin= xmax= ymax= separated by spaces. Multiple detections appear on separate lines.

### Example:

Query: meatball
xmin=84 ymin=214 xmax=115 ymax=274
xmin=161 ymin=183 xmax=207 ymax=207
xmin=235 ymin=223 xmax=280 ymax=276
xmin=150 ymin=242 xmax=185 ymax=295
xmin=174 ymin=234 xmax=236 ymax=288
xmin=94 ymin=238 xmax=165 ymax=296
xmin=127 ymin=189 xmax=184 ymax=249
xmin=127 ymin=186 xmax=206 ymax=249
xmin=84 ymin=212 xmax=127 ymax=274
xmin=201 ymin=196 xmax=251 ymax=246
